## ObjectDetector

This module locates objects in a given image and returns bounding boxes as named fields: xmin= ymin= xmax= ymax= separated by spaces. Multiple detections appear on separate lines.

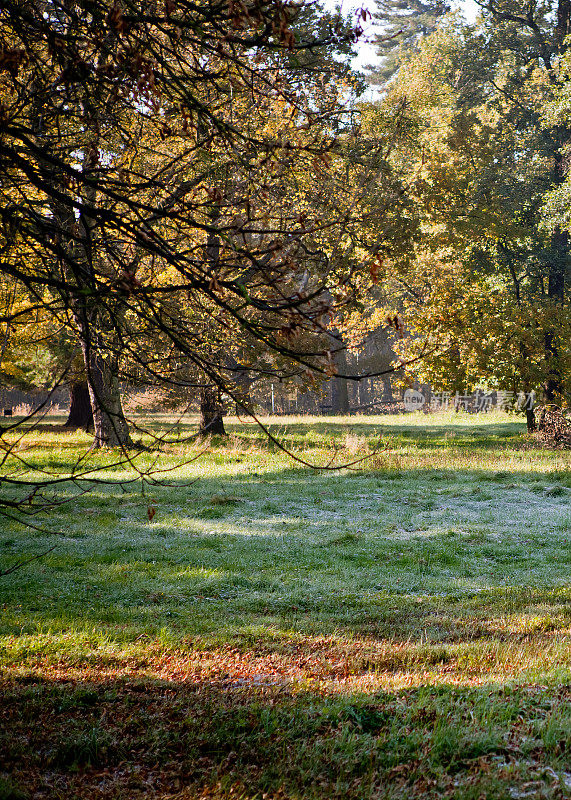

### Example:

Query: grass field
xmin=1 ymin=411 xmax=571 ymax=799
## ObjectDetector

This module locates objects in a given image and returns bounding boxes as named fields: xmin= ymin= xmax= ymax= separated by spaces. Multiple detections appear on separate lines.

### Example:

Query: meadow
xmin=1 ymin=411 xmax=571 ymax=800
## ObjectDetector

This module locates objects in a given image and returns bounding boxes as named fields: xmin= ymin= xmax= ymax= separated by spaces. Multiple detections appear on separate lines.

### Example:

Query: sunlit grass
xmin=1 ymin=411 xmax=571 ymax=798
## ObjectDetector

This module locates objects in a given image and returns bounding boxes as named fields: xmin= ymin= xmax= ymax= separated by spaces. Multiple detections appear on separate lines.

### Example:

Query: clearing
xmin=1 ymin=412 xmax=570 ymax=799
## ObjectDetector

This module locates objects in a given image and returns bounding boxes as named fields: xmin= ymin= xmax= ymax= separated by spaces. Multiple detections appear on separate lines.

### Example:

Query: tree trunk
xmin=330 ymin=331 xmax=349 ymax=415
xmin=382 ymin=376 xmax=393 ymax=402
xmin=85 ymin=353 xmax=132 ymax=448
xmin=64 ymin=381 xmax=93 ymax=430
xmin=543 ymin=123 xmax=568 ymax=398
xmin=199 ymin=385 xmax=226 ymax=435
xmin=78 ymin=316 xmax=132 ymax=448
xmin=358 ymin=377 xmax=369 ymax=408
xmin=331 ymin=376 xmax=349 ymax=415
xmin=543 ymin=232 xmax=566 ymax=403
xmin=235 ymin=390 xmax=252 ymax=416
xmin=526 ymin=409 xmax=536 ymax=433
xmin=557 ymin=0 xmax=571 ymax=47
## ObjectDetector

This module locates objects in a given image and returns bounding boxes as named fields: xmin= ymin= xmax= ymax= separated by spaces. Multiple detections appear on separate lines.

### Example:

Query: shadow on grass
xmin=18 ymin=413 xmax=527 ymax=445
xmin=244 ymin=418 xmax=526 ymax=444
xmin=210 ymin=418 xmax=526 ymax=450
xmin=2 ymin=669 xmax=570 ymax=800
xmin=1 ymin=418 xmax=569 ymax=798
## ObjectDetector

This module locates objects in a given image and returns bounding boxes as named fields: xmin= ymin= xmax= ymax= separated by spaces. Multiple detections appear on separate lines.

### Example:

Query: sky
xmin=327 ymin=0 xmax=480 ymax=71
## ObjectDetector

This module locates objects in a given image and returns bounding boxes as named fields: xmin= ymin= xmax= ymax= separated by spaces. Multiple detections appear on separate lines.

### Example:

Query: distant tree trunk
xmin=358 ymin=377 xmax=370 ymax=408
xmin=331 ymin=376 xmax=349 ymax=414
xmin=235 ymin=389 xmax=252 ymax=416
xmin=382 ymin=376 xmax=393 ymax=402
xmin=526 ymin=409 xmax=536 ymax=433
xmin=199 ymin=385 xmax=226 ymax=435
xmin=64 ymin=381 xmax=93 ymax=430
xmin=330 ymin=331 xmax=349 ymax=415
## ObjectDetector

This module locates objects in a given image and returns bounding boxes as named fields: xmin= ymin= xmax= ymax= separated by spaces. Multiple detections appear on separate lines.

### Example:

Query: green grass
xmin=1 ymin=411 xmax=571 ymax=799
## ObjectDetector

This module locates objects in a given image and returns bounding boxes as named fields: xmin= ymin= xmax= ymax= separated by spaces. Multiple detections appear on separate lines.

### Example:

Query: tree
xmin=370 ymin=0 xmax=451 ymax=85
xmin=63 ymin=358 xmax=94 ymax=431
xmin=0 ymin=273 xmax=94 ymax=428
xmin=364 ymin=4 xmax=571 ymax=425
xmin=0 ymin=0 xmax=422 ymax=540
xmin=0 ymin=0 xmax=373 ymax=447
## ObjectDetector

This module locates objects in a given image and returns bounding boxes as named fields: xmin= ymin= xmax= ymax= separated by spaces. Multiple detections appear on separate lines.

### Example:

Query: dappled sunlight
xmin=3 ymin=453 xmax=571 ymax=645
xmin=4 ymin=622 xmax=571 ymax=693
xmin=2 ymin=413 xmax=571 ymax=799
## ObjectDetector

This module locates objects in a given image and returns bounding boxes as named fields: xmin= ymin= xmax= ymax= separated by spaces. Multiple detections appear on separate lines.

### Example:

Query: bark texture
xmin=77 ymin=313 xmax=132 ymax=448
xmin=64 ymin=381 xmax=93 ymax=430
xmin=199 ymin=386 xmax=226 ymax=436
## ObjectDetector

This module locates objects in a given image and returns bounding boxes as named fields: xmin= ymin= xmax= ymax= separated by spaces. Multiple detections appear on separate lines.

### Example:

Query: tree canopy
xmin=363 ymin=0 xmax=571 ymax=422
xmin=0 ymin=0 xmax=402 ymax=447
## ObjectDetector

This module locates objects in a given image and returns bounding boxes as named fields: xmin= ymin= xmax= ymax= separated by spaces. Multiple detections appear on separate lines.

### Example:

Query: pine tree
xmin=371 ymin=0 xmax=451 ymax=85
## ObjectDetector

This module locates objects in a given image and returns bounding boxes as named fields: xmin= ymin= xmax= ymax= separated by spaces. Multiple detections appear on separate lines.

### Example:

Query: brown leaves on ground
xmin=535 ymin=406 xmax=571 ymax=449
xmin=2 ymin=638 xmax=571 ymax=799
